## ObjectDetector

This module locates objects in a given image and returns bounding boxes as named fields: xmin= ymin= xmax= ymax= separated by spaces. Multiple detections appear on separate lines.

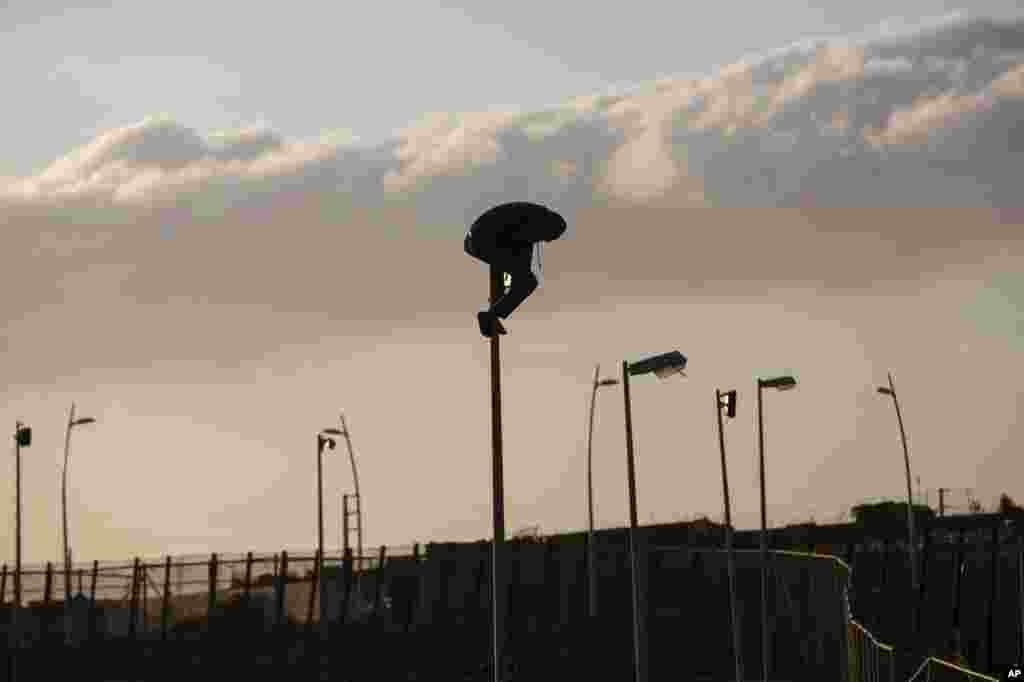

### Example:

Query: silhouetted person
xmin=464 ymin=201 xmax=567 ymax=337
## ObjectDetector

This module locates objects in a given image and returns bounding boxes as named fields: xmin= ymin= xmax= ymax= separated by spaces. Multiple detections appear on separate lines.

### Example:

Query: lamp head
xmin=72 ymin=417 xmax=96 ymax=427
xmin=760 ymin=375 xmax=797 ymax=391
xmin=719 ymin=389 xmax=737 ymax=418
xmin=877 ymin=386 xmax=894 ymax=396
xmin=628 ymin=351 xmax=687 ymax=379
xmin=596 ymin=378 xmax=619 ymax=387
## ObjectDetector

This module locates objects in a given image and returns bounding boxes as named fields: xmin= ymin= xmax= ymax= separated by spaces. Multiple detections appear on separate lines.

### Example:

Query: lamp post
xmin=622 ymin=350 xmax=688 ymax=682
xmin=756 ymin=374 xmax=797 ymax=682
xmin=336 ymin=413 xmax=363 ymax=587
xmin=13 ymin=422 xmax=31 ymax=654
xmin=586 ymin=364 xmax=619 ymax=620
xmin=62 ymin=403 xmax=95 ymax=642
xmin=317 ymin=427 xmax=343 ymax=629
xmin=877 ymin=372 xmax=918 ymax=601
xmin=715 ymin=389 xmax=743 ymax=682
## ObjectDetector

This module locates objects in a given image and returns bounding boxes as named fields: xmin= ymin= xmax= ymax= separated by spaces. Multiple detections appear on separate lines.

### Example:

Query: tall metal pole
xmin=622 ymin=361 xmax=644 ymax=682
xmin=756 ymin=381 xmax=770 ymax=682
xmin=317 ymin=435 xmax=325 ymax=626
xmin=488 ymin=264 xmax=506 ymax=682
xmin=14 ymin=422 xmax=24 ymax=648
xmin=338 ymin=413 xmax=362 ymax=576
xmin=62 ymin=403 xmax=76 ymax=644
xmin=887 ymin=372 xmax=919 ymax=598
xmin=716 ymin=390 xmax=743 ymax=682
xmin=586 ymin=364 xmax=600 ymax=620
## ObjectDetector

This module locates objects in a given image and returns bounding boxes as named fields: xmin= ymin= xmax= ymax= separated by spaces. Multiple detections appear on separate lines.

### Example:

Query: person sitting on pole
xmin=464 ymin=201 xmax=567 ymax=338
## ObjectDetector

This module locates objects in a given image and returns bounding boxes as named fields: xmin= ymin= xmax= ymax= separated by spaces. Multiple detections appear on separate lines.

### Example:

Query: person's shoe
xmin=477 ymin=311 xmax=508 ymax=337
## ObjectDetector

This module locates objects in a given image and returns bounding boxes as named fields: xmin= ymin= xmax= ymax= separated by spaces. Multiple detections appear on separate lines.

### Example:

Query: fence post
xmin=341 ymin=548 xmax=353 ymax=627
xmin=160 ymin=557 xmax=171 ymax=642
xmin=1017 ymin=547 xmax=1023 ymax=665
xmin=88 ymin=560 xmax=98 ymax=643
xmin=207 ymin=552 xmax=218 ymax=635
xmin=307 ymin=549 xmax=320 ymax=630
xmin=987 ymin=522 xmax=1000 ymax=674
xmin=243 ymin=552 xmax=253 ymax=611
xmin=129 ymin=558 xmax=140 ymax=641
xmin=275 ymin=551 xmax=288 ymax=628
xmin=373 ymin=546 xmax=386 ymax=620
xmin=913 ymin=526 xmax=931 ymax=651
xmin=1 ymin=564 xmax=6 ymax=603
xmin=44 ymin=562 xmax=53 ymax=605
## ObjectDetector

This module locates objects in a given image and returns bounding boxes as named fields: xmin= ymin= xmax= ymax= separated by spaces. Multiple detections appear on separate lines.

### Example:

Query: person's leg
xmin=490 ymin=247 xmax=538 ymax=319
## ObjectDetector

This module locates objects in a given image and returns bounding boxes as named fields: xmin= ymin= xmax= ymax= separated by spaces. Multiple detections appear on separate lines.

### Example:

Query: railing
xmin=0 ymin=538 xmax=1014 ymax=682
xmin=906 ymin=656 xmax=1001 ymax=682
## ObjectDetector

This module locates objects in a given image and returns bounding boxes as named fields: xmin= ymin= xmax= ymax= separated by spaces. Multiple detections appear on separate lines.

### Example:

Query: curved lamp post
xmin=62 ymin=404 xmax=95 ymax=601
xmin=756 ymin=374 xmax=797 ymax=682
xmin=62 ymin=403 xmax=95 ymax=645
xmin=336 ymin=413 xmax=363 ymax=581
xmin=877 ymin=372 xmax=918 ymax=611
xmin=585 ymin=365 xmax=619 ymax=620
xmin=622 ymin=350 xmax=688 ymax=682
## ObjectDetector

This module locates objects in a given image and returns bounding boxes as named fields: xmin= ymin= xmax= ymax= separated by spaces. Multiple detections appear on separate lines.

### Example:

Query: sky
xmin=2 ymin=2 xmax=1023 ymax=567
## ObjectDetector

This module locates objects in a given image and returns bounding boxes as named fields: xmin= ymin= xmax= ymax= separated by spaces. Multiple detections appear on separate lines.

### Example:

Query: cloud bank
xmin=3 ymin=12 xmax=1023 ymax=229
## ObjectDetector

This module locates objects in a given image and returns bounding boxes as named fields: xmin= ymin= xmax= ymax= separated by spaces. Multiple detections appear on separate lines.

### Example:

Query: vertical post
xmin=1017 ymin=548 xmax=1023 ymax=665
xmin=915 ymin=526 xmax=932 ymax=654
xmin=621 ymin=360 xmax=644 ymax=682
xmin=952 ymin=531 xmax=965 ymax=659
xmin=986 ymin=522 xmax=999 ymax=673
xmin=317 ymin=437 xmax=324 ymax=630
xmin=208 ymin=553 xmax=218 ymax=624
xmin=275 ymin=551 xmax=289 ymax=628
xmin=142 ymin=562 xmax=148 ymax=633
xmin=488 ymin=264 xmax=506 ymax=682
xmin=1 ymin=564 xmax=6 ymax=603
xmin=88 ymin=560 xmax=98 ymax=643
xmin=341 ymin=547 xmax=353 ymax=627
xmin=44 ymin=562 xmax=53 ymax=604
xmin=939 ymin=489 xmax=946 ymax=517
xmin=757 ymin=382 xmax=770 ymax=682
xmin=14 ymin=423 xmax=23 ymax=621
xmin=243 ymin=552 xmax=253 ymax=611
xmin=887 ymin=373 xmax=918 ymax=599
xmin=161 ymin=556 xmax=171 ymax=641
xmin=373 ymin=546 xmax=386 ymax=619
xmin=62 ymin=404 xmax=74 ymax=622
xmin=343 ymin=495 xmax=350 ymax=558
xmin=307 ymin=549 xmax=320 ymax=629
xmin=716 ymin=390 xmax=743 ymax=682
xmin=586 ymin=365 xmax=600 ymax=620
xmin=129 ymin=558 xmax=140 ymax=641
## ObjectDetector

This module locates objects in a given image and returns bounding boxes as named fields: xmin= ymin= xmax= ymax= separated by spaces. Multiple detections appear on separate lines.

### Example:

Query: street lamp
xmin=715 ymin=389 xmax=743 ymax=682
xmin=756 ymin=374 xmax=797 ymax=682
xmin=62 ymin=403 xmax=95 ymax=645
xmin=877 ymin=372 xmax=918 ymax=599
xmin=585 ymin=365 xmax=619 ymax=620
xmin=622 ymin=350 xmax=688 ymax=682
xmin=62 ymin=405 xmax=95 ymax=598
xmin=317 ymin=427 xmax=343 ymax=627
xmin=336 ymin=413 xmax=363 ymax=586
xmin=13 ymin=421 xmax=31 ymax=647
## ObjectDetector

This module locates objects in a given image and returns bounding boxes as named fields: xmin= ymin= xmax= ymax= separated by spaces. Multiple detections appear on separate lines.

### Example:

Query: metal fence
xmin=0 ymin=539 xmax=1011 ymax=681
xmin=906 ymin=657 xmax=1001 ymax=682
